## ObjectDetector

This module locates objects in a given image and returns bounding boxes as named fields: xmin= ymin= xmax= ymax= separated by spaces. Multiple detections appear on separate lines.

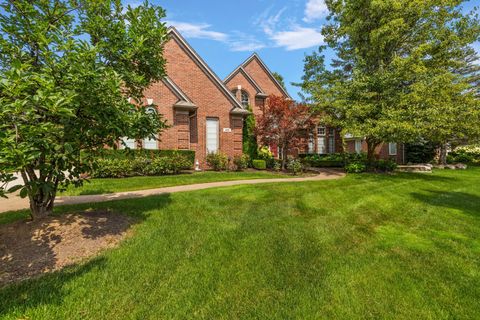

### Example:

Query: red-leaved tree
xmin=256 ymin=95 xmax=315 ymax=169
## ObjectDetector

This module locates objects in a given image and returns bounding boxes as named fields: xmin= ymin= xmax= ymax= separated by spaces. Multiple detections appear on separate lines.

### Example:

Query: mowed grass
xmin=1 ymin=168 xmax=480 ymax=319
xmin=60 ymin=170 xmax=294 ymax=196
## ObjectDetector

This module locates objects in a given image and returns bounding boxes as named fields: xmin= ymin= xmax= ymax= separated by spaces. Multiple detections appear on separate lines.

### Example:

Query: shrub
xmin=345 ymin=162 xmax=366 ymax=173
xmin=233 ymin=154 xmax=249 ymax=171
xmin=96 ymin=149 xmax=195 ymax=167
xmin=257 ymin=146 xmax=275 ymax=168
xmin=448 ymin=145 xmax=480 ymax=163
xmin=374 ymin=159 xmax=398 ymax=172
xmin=206 ymin=152 xmax=228 ymax=171
xmin=287 ymin=159 xmax=303 ymax=175
xmin=405 ymin=141 xmax=438 ymax=164
xmin=93 ymin=159 xmax=134 ymax=178
xmin=273 ymin=160 xmax=282 ymax=172
xmin=252 ymin=159 xmax=267 ymax=170
xmin=92 ymin=152 xmax=192 ymax=178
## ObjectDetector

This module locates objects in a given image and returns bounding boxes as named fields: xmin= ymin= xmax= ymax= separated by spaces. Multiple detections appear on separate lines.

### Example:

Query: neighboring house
xmin=345 ymin=136 xmax=406 ymax=163
xmin=120 ymin=27 xmax=249 ymax=168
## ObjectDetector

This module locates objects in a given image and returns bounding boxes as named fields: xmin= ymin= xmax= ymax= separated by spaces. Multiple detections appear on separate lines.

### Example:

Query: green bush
xmin=233 ymin=154 xmax=249 ymax=171
xmin=273 ymin=160 xmax=282 ymax=172
xmin=92 ymin=152 xmax=192 ymax=178
xmin=257 ymin=146 xmax=275 ymax=168
xmin=405 ymin=141 xmax=438 ymax=164
xmin=345 ymin=162 xmax=366 ymax=173
xmin=287 ymin=159 xmax=303 ymax=175
xmin=252 ymin=159 xmax=267 ymax=170
xmin=448 ymin=145 xmax=480 ymax=163
xmin=373 ymin=159 xmax=397 ymax=172
xmin=206 ymin=152 xmax=228 ymax=171
xmin=93 ymin=159 xmax=134 ymax=178
xmin=96 ymin=149 xmax=195 ymax=167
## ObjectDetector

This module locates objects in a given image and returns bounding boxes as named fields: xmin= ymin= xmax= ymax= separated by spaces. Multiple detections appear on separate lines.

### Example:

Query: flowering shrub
xmin=287 ymin=159 xmax=303 ymax=175
xmin=233 ymin=154 xmax=249 ymax=171
xmin=206 ymin=152 xmax=228 ymax=171
xmin=448 ymin=145 xmax=480 ymax=164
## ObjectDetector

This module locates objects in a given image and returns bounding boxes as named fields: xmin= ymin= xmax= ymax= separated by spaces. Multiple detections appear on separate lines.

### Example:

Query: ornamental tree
xmin=255 ymin=95 xmax=315 ymax=169
xmin=298 ymin=0 xmax=480 ymax=163
xmin=0 ymin=0 xmax=168 ymax=219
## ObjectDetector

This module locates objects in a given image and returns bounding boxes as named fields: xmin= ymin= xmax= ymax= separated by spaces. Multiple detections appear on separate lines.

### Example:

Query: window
xmin=355 ymin=140 xmax=362 ymax=154
xmin=143 ymin=107 xmax=158 ymax=149
xmin=389 ymin=142 xmax=397 ymax=156
xmin=206 ymin=118 xmax=219 ymax=153
xmin=121 ymin=137 xmax=136 ymax=149
xmin=308 ymin=132 xmax=314 ymax=154
xmin=317 ymin=126 xmax=326 ymax=136
xmin=328 ymin=128 xmax=335 ymax=154
xmin=143 ymin=135 xmax=157 ymax=150
xmin=241 ymin=90 xmax=249 ymax=108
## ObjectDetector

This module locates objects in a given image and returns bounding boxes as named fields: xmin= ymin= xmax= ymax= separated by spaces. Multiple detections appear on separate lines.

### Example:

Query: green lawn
xmin=1 ymin=168 xmax=480 ymax=319
xmin=60 ymin=171 xmax=294 ymax=196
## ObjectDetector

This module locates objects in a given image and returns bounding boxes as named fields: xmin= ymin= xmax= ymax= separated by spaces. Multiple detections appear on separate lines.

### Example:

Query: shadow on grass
xmin=410 ymin=191 xmax=480 ymax=217
xmin=0 ymin=256 xmax=108 ymax=315
xmin=0 ymin=194 xmax=172 ymax=316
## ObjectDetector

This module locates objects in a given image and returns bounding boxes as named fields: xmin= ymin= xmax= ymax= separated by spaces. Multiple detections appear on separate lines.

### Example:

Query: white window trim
xmin=143 ymin=135 xmax=158 ymax=150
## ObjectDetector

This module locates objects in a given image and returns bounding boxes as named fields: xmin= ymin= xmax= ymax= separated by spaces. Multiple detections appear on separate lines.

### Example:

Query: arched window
xmin=144 ymin=107 xmax=158 ymax=149
xmin=241 ymin=90 xmax=249 ymax=107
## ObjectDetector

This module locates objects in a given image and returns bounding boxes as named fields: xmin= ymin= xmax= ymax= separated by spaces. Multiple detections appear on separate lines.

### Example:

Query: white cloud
xmin=270 ymin=26 xmax=324 ymax=50
xmin=228 ymin=32 xmax=266 ymax=52
xmin=303 ymin=0 xmax=329 ymax=22
xmin=167 ymin=21 xmax=228 ymax=42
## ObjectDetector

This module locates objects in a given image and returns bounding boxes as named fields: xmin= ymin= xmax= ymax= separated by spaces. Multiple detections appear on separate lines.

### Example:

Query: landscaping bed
xmin=0 ymin=210 xmax=133 ymax=287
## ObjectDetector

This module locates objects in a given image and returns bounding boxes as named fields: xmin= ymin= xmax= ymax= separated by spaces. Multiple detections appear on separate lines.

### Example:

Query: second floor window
xmin=241 ymin=90 xmax=249 ymax=108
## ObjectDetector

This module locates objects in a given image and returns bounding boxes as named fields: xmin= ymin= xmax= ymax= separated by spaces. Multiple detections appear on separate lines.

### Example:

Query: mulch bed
xmin=0 ymin=210 xmax=134 ymax=287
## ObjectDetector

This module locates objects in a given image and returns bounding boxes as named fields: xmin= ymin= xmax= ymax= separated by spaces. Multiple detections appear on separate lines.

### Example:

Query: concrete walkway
xmin=0 ymin=169 xmax=345 ymax=213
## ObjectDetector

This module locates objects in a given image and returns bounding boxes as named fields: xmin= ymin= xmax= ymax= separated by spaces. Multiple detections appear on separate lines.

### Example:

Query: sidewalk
xmin=0 ymin=169 xmax=345 ymax=213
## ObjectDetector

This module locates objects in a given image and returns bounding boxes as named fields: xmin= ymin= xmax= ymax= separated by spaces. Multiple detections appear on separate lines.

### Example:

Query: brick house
xmin=123 ymin=27 xmax=403 ymax=167
xmin=121 ymin=27 xmax=249 ymax=168
xmin=224 ymin=53 xmax=343 ymax=159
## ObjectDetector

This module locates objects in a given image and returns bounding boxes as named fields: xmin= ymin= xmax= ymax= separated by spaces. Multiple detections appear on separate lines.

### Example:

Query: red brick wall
xmin=243 ymin=58 xmax=285 ymax=98
xmin=346 ymin=140 xmax=405 ymax=164
xmin=138 ymin=35 xmax=243 ymax=168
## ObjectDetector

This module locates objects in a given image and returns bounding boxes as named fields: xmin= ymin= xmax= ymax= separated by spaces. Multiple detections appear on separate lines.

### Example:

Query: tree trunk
xmin=366 ymin=138 xmax=380 ymax=167
xmin=29 ymin=196 xmax=55 ymax=220
xmin=281 ymin=143 xmax=288 ymax=170
xmin=438 ymin=143 xmax=448 ymax=165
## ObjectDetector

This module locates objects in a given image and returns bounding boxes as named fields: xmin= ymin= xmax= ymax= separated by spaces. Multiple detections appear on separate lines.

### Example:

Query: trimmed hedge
xmin=92 ymin=150 xmax=194 ymax=178
xmin=96 ymin=149 xmax=195 ymax=167
xmin=252 ymin=159 xmax=267 ymax=170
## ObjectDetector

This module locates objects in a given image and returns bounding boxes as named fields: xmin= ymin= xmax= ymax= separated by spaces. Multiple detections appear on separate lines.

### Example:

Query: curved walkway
xmin=0 ymin=169 xmax=345 ymax=213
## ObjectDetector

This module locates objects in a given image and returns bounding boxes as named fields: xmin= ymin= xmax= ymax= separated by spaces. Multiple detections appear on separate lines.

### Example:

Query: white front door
xmin=206 ymin=118 xmax=219 ymax=153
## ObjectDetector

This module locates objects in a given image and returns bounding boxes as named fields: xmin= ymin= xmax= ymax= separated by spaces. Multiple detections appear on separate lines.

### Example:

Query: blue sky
xmin=126 ymin=0 xmax=479 ymax=100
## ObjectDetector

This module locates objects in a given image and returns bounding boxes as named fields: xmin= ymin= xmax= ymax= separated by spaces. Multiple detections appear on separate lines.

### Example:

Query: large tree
xmin=298 ymin=0 xmax=480 ymax=163
xmin=255 ymin=95 xmax=315 ymax=169
xmin=0 ymin=0 xmax=168 ymax=219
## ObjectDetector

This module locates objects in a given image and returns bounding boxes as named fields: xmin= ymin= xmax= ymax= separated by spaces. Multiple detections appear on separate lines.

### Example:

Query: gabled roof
xmin=224 ymin=52 xmax=292 ymax=99
xmin=227 ymin=66 xmax=266 ymax=95
xmin=167 ymin=27 xmax=244 ymax=111
xmin=162 ymin=76 xmax=194 ymax=103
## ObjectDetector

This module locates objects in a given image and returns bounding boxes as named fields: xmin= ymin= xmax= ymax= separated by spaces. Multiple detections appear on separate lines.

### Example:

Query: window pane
xmin=389 ymin=142 xmax=397 ymax=155
xmin=355 ymin=140 xmax=362 ymax=154
xmin=144 ymin=136 xmax=157 ymax=150
xmin=317 ymin=127 xmax=326 ymax=136
xmin=206 ymin=119 xmax=219 ymax=153
xmin=121 ymin=137 xmax=136 ymax=149
xmin=318 ymin=136 xmax=326 ymax=154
